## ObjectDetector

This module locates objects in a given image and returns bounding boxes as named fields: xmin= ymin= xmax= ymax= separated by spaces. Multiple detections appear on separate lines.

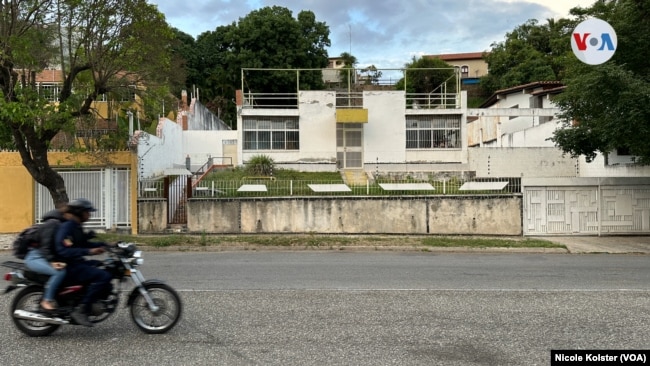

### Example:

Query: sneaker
xmin=70 ymin=307 xmax=94 ymax=327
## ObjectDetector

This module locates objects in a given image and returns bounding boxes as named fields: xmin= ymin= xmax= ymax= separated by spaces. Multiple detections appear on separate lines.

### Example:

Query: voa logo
xmin=571 ymin=18 xmax=617 ymax=65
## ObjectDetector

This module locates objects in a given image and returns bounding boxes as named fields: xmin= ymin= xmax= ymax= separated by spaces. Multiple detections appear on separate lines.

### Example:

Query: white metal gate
xmin=524 ymin=185 xmax=650 ymax=235
xmin=336 ymin=123 xmax=363 ymax=169
xmin=35 ymin=168 xmax=131 ymax=230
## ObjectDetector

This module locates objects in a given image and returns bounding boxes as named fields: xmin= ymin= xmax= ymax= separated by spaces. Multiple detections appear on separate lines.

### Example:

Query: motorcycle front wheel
xmin=10 ymin=286 xmax=60 ymax=337
xmin=130 ymin=283 xmax=182 ymax=334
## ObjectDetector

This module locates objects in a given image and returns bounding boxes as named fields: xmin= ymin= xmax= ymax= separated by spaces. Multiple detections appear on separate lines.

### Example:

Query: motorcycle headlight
xmin=135 ymin=258 xmax=144 ymax=266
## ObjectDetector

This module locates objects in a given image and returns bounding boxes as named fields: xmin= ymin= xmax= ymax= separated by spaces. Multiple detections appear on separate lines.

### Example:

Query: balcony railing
xmin=406 ymin=93 xmax=461 ymax=109
xmin=242 ymin=93 xmax=299 ymax=109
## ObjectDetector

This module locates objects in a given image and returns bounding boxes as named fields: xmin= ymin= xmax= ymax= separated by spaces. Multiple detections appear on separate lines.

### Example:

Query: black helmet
xmin=68 ymin=198 xmax=97 ymax=212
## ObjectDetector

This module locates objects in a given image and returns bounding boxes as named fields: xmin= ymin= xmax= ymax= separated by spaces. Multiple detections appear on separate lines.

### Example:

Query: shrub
xmin=246 ymin=154 xmax=275 ymax=176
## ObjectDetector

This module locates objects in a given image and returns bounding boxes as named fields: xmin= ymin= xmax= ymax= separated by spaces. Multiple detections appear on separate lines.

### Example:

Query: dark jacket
xmin=54 ymin=220 xmax=105 ymax=265
xmin=37 ymin=210 xmax=66 ymax=261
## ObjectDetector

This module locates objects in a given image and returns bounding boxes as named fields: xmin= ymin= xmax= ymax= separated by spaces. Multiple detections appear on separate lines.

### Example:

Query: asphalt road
xmin=0 ymin=251 xmax=649 ymax=366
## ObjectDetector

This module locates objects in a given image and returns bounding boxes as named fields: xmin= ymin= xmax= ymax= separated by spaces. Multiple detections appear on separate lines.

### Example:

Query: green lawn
xmin=205 ymin=167 xmax=343 ymax=182
xmin=99 ymin=233 xmax=564 ymax=250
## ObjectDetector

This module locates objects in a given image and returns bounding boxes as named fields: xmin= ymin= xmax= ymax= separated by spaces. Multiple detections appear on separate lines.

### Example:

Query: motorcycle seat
xmin=24 ymin=271 xmax=51 ymax=283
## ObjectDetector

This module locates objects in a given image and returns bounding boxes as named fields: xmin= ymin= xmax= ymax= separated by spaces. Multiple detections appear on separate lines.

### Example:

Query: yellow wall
xmin=0 ymin=150 xmax=135 ymax=233
xmin=0 ymin=165 xmax=36 ymax=231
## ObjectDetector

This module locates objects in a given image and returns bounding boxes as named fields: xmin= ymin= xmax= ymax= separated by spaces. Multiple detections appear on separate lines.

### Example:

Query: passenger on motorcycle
xmin=24 ymin=205 xmax=72 ymax=311
xmin=54 ymin=198 xmax=111 ymax=327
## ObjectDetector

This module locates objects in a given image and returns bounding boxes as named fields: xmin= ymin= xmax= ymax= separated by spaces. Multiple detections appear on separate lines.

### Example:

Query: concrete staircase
xmin=342 ymin=169 xmax=369 ymax=186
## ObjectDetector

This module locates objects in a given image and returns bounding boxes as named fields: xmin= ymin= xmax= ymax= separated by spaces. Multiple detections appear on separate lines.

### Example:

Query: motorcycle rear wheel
xmin=130 ymin=283 xmax=181 ymax=334
xmin=11 ymin=287 xmax=60 ymax=337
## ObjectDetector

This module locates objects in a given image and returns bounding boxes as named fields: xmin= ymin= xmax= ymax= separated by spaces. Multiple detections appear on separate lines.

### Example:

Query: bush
xmin=246 ymin=154 xmax=275 ymax=176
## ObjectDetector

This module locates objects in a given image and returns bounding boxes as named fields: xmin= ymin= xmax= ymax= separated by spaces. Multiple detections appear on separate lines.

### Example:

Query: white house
xmin=467 ymin=81 xmax=650 ymax=235
xmin=134 ymin=72 xmax=650 ymax=236
xmin=469 ymin=81 xmax=650 ymax=178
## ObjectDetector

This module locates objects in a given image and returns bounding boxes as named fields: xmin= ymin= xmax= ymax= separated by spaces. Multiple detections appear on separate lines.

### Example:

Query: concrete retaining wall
xmin=137 ymin=196 xmax=523 ymax=235
xmin=138 ymin=200 xmax=167 ymax=233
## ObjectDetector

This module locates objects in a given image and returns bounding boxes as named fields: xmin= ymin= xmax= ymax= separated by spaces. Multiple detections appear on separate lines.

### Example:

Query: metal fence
xmin=138 ymin=177 xmax=521 ymax=199
xmin=36 ymin=168 xmax=131 ymax=229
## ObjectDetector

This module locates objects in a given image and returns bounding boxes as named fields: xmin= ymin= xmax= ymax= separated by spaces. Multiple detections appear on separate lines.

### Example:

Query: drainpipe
xmin=598 ymin=178 xmax=602 ymax=236
xmin=127 ymin=111 xmax=133 ymax=136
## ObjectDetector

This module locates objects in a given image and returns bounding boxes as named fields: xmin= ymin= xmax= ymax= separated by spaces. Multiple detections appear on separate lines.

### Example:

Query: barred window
xmin=243 ymin=116 xmax=299 ymax=150
xmin=406 ymin=115 xmax=460 ymax=149
xmin=116 ymin=86 xmax=137 ymax=102
xmin=39 ymin=83 xmax=61 ymax=102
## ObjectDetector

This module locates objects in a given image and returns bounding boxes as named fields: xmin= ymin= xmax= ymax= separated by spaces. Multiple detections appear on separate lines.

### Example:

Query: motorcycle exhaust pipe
xmin=14 ymin=309 xmax=69 ymax=325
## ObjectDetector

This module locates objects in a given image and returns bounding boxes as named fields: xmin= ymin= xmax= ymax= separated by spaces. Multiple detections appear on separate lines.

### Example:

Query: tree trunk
xmin=12 ymin=125 xmax=69 ymax=208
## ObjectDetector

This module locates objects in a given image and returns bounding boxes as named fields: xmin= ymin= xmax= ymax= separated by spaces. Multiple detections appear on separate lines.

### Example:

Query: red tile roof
xmin=426 ymin=52 xmax=487 ymax=61
xmin=480 ymin=81 xmax=564 ymax=108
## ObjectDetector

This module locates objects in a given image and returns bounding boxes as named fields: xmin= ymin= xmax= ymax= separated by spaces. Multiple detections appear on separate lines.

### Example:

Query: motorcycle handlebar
xmin=105 ymin=242 xmax=137 ymax=257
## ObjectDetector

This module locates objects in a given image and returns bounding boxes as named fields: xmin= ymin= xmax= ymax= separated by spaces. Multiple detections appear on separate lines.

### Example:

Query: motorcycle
xmin=2 ymin=242 xmax=182 ymax=337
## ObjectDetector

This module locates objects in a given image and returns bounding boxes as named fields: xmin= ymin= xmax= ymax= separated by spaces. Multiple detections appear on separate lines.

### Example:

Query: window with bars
xmin=243 ymin=116 xmax=299 ymax=150
xmin=406 ymin=115 xmax=461 ymax=149
xmin=116 ymin=86 xmax=137 ymax=102
xmin=39 ymin=83 xmax=61 ymax=102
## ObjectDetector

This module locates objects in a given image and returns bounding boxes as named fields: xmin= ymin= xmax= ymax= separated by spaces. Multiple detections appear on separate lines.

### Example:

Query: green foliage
xmin=481 ymin=18 xmax=575 ymax=95
xmin=482 ymin=0 xmax=650 ymax=164
xmin=180 ymin=6 xmax=331 ymax=126
xmin=550 ymin=0 xmax=650 ymax=164
xmin=338 ymin=52 xmax=357 ymax=86
xmin=205 ymin=167 xmax=342 ymax=182
xmin=395 ymin=56 xmax=456 ymax=93
xmin=0 ymin=0 xmax=178 ymax=205
xmin=97 ymin=233 xmax=563 ymax=250
xmin=421 ymin=237 xmax=560 ymax=249
xmin=245 ymin=155 xmax=275 ymax=176
xmin=149 ymin=235 xmax=185 ymax=248
xmin=95 ymin=115 xmax=130 ymax=151
xmin=168 ymin=28 xmax=196 ymax=98
xmin=552 ymin=63 xmax=650 ymax=163
xmin=360 ymin=65 xmax=383 ymax=85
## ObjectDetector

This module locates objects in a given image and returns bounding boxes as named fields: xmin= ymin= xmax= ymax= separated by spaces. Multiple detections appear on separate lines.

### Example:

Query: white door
xmin=336 ymin=123 xmax=363 ymax=169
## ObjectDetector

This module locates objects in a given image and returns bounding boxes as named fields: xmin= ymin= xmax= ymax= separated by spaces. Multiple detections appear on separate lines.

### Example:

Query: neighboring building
xmin=323 ymin=57 xmax=346 ymax=85
xmin=327 ymin=57 xmax=346 ymax=69
xmin=466 ymin=80 xmax=650 ymax=236
xmin=20 ymin=69 xmax=145 ymax=148
xmin=469 ymin=81 xmax=564 ymax=148
xmin=469 ymin=80 xmax=650 ymax=176
xmin=426 ymin=52 xmax=489 ymax=85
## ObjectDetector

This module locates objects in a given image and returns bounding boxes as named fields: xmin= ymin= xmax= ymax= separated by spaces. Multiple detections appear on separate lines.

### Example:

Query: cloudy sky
xmin=149 ymin=0 xmax=596 ymax=70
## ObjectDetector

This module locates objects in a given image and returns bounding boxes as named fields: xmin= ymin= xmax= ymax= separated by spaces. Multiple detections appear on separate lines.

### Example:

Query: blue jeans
xmin=65 ymin=262 xmax=112 ymax=313
xmin=24 ymin=250 xmax=66 ymax=302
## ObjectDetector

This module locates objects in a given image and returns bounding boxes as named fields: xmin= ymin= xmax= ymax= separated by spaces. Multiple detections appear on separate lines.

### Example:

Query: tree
xmin=0 ymin=0 xmax=176 ymax=206
xmin=481 ymin=18 xmax=576 ymax=95
xmin=360 ymin=65 xmax=382 ymax=85
xmin=550 ymin=0 xmax=650 ymax=164
xmin=338 ymin=52 xmax=357 ymax=86
xmin=395 ymin=56 xmax=456 ymax=94
xmin=188 ymin=6 xmax=331 ymax=126
xmin=168 ymin=28 xmax=195 ymax=98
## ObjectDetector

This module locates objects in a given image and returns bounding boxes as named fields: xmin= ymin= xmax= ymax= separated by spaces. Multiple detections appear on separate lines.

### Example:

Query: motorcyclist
xmin=54 ymin=198 xmax=111 ymax=327
xmin=24 ymin=205 xmax=72 ymax=311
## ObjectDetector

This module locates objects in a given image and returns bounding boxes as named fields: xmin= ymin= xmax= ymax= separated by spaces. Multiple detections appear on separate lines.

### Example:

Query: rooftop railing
xmin=240 ymin=67 xmax=462 ymax=110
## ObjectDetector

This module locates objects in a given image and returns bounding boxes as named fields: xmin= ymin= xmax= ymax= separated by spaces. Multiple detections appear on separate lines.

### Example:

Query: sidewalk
xmin=530 ymin=235 xmax=650 ymax=254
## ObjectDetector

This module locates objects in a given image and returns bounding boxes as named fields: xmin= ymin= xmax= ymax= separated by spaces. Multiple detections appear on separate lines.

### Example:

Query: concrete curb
xmin=2 ymin=233 xmax=649 ymax=254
